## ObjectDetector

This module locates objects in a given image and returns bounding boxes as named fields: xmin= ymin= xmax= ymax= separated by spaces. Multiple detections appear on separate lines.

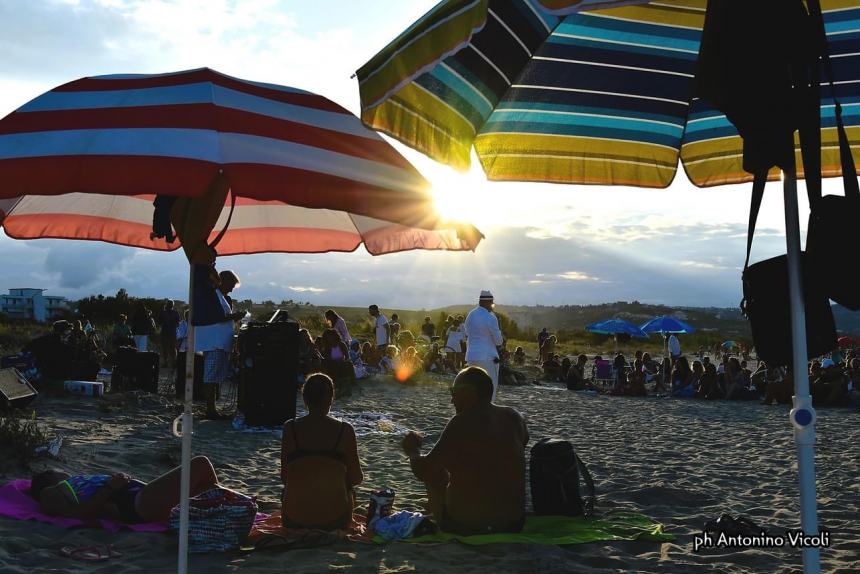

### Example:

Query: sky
xmin=0 ymin=0 xmax=834 ymax=310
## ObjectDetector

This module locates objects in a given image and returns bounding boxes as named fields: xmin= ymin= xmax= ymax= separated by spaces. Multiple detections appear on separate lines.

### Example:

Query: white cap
xmin=479 ymin=290 xmax=494 ymax=301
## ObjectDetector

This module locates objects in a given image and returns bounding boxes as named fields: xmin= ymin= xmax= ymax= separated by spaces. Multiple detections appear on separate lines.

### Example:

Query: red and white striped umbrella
xmin=0 ymin=193 xmax=480 ymax=255
xmin=0 ymin=68 xmax=482 ymax=254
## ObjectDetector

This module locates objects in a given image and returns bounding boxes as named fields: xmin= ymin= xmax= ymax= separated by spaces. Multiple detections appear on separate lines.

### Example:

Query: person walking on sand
xmin=668 ymin=334 xmax=681 ymax=360
xmin=368 ymin=305 xmax=390 ymax=351
xmin=401 ymin=366 xmax=529 ymax=535
xmin=325 ymin=309 xmax=351 ymax=345
xmin=464 ymin=290 xmax=504 ymax=400
xmin=131 ymin=303 xmax=155 ymax=352
xmin=159 ymin=299 xmax=181 ymax=368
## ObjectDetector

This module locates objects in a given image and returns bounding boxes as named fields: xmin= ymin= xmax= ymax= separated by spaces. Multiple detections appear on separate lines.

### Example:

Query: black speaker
xmin=112 ymin=348 xmax=160 ymax=393
xmin=0 ymin=368 xmax=38 ymax=409
xmin=175 ymin=352 xmax=205 ymax=400
xmin=238 ymin=320 xmax=299 ymax=427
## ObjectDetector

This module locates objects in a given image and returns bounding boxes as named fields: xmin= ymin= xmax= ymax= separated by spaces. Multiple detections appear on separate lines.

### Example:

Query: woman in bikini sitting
xmin=281 ymin=373 xmax=363 ymax=529
xmin=28 ymin=456 xmax=220 ymax=523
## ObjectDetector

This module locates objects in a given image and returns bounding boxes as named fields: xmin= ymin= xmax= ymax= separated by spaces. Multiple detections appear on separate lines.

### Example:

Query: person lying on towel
xmin=28 ymin=456 xmax=220 ymax=523
xmin=281 ymin=373 xmax=363 ymax=529
xmin=401 ymin=366 xmax=529 ymax=535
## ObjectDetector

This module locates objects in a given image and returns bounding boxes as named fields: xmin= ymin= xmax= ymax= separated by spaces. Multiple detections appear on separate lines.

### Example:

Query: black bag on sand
xmin=529 ymin=438 xmax=595 ymax=517
xmin=741 ymin=172 xmax=837 ymax=367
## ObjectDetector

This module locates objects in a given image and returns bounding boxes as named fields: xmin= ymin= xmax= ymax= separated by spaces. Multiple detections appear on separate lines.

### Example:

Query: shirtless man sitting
xmin=401 ymin=366 xmax=529 ymax=534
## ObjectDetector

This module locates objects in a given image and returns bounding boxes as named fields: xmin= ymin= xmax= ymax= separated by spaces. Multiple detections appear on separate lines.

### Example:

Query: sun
xmin=426 ymin=162 xmax=504 ymax=228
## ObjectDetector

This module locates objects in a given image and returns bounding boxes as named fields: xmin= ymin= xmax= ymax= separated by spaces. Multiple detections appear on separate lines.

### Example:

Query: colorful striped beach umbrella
xmin=0 ymin=68 xmax=441 ymax=222
xmin=356 ymin=0 xmax=860 ymax=187
xmin=0 ymin=193 xmax=481 ymax=256
xmin=0 ymin=68 xmax=482 ymax=574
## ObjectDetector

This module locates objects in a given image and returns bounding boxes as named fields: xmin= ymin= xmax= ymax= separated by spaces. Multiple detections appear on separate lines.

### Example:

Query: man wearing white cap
xmin=464 ymin=290 xmax=504 ymax=400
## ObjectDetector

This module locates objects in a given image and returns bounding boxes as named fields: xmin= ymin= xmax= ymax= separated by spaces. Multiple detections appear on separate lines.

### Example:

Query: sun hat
xmin=479 ymin=290 xmax=494 ymax=301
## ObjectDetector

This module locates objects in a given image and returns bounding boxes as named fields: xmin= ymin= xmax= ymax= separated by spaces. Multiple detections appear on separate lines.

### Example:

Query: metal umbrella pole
xmin=782 ymin=170 xmax=820 ymax=574
xmin=173 ymin=264 xmax=196 ymax=574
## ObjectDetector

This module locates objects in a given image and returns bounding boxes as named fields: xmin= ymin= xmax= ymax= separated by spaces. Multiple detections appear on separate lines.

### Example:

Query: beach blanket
xmin=245 ymin=511 xmax=370 ymax=551
xmin=0 ymin=480 xmax=168 ymax=532
xmin=376 ymin=512 xmax=673 ymax=545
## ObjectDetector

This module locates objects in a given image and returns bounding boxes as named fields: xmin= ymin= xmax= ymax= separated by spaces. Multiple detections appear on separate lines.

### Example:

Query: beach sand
xmin=1 ymin=372 xmax=858 ymax=573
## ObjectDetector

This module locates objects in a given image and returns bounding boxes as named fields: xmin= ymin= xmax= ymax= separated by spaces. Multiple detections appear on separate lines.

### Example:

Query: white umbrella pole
xmin=175 ymin=264 xmax=196 ymax=574
xmin=782 ymin=170 xmax=820 ymax=574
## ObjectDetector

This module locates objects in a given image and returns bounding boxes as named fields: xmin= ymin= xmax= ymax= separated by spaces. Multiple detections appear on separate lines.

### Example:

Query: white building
xmin=0 ymin=288 xmax=67 ymax=322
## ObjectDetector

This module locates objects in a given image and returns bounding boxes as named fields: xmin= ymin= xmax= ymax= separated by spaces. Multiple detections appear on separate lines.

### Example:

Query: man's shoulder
xmin=490 ymin=404 xmax=524 ymax=422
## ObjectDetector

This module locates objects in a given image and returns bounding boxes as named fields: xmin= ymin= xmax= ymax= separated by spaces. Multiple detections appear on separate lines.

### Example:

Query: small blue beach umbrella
xmin=640 ymin=316 xmax=695 ymax=335
xmin=586 ymin=319 xmax=648 ymax=354
xmin=641 ymin=316 xmax=695 ymax=358
xmin=585 ymin=319 xmax=649 ymax=339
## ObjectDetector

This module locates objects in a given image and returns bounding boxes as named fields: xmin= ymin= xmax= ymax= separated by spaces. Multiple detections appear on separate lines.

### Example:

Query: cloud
xmin=557 ymin=273 xmax=587 ymax=282
xmin=679 ymin=260 xmax=727 ymax=270
xmin=289 ymin=286 xmax=326 ymax=293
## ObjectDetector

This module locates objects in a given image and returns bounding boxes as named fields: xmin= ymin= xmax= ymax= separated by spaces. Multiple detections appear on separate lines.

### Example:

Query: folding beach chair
xmin=592 ymin=359 xmax=615 ymax=389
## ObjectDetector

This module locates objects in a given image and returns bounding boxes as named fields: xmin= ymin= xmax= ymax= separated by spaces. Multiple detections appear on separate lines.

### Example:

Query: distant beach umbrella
xmin=640 ymin=316 xmax=695 ymax=335
xmin=585 ymin=319 xmax=648 ymax=339
xmin=837 ymin=336 xmax=860 ymax=348
xmin=0 ymin=68 xmax=483 ymax=574
xmin=722 ymin=340 xmax=737 ymax=349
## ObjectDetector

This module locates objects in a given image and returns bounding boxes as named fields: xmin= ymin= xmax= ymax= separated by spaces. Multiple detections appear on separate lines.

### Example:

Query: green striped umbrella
xmin=356 ymin=0 xmax=860 ymax=188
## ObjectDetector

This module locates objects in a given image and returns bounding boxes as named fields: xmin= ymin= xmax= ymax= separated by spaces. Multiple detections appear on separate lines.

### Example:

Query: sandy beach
xmin=1 ymin=371 xmax=858 ymax=574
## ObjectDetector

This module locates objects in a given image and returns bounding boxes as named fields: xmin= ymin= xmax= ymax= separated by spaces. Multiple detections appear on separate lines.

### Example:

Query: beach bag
xmin=741 ymin=173 xmax=837 ymax=367
xmin=529 ymin=438 xmax=595 ymax=518
xmin=804 ymin=9 xmax=860 ymax=310
xmin=168 ymin=487 xmax=257 ymax=553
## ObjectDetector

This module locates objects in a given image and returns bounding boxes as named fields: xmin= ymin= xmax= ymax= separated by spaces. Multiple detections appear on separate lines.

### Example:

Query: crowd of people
xmin=532 ymin=330 xmax=860 ymax=409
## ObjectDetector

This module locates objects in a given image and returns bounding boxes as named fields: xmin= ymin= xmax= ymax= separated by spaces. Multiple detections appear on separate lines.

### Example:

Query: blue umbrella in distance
xmin=641 ymin=316 xmax=695 ymax=358
xmin=640 ymin=316 xmax=695 ymax=335
xmin=586 ymin=320 xmax=648 ymax=338
xmin=586 ymin=319 xmax=647 ymax=354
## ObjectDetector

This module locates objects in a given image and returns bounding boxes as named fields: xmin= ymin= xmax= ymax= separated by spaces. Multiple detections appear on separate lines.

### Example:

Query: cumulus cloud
xmin=557 ymin=271 xmax=600 ymax=281
xmin=289 ymin=286 xmax=326 ymax=293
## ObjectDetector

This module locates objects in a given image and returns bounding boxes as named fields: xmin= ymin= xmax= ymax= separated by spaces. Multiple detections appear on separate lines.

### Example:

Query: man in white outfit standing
xmin=464 ymin=290 xmax=504 ymax=400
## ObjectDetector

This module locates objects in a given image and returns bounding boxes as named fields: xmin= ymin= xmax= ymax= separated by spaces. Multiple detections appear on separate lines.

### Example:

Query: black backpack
xmin=529 ymin=438 xmax=595 ymax=517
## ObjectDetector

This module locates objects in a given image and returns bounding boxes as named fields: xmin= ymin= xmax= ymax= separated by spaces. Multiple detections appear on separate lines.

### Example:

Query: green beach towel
xmin=375 ymin=511 xmax=673 ymax=545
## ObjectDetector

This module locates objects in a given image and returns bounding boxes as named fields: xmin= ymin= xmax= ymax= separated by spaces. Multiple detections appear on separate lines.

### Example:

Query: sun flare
xmin=428 ymin=163 xmax=494 ymax=226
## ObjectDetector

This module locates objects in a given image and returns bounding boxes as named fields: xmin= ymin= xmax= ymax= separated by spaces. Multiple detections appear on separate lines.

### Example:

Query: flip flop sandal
xmin=59 ymin=544 xmax=122 ymax=562
xmin=703 ymin=514 xmax=738 ymax=536
xmin=734 ymin=515 xmax=767 ymax=536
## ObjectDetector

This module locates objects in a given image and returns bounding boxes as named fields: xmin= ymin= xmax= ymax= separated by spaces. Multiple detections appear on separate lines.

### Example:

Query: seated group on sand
xmin=30 ymin=366 xmax=529 ymax=535
xmin=536 ymin=343 xmax=860 ymax=408
xmin=281 ymin=367 xmax=528 ymax=533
